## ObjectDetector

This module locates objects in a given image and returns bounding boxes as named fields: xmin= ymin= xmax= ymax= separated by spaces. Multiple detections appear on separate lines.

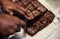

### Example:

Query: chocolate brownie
xmin=13 ymin=0 xmax=55 ymax=36
xmin=37 ymin=5 xmax=47 ymax=13
xmin=32 ymin=10 xmax=40 ymax=17
xmin=26 ymin=4 xmax=35 ymax=11
xmin=31 ymin=1 xmax=39 ymax=7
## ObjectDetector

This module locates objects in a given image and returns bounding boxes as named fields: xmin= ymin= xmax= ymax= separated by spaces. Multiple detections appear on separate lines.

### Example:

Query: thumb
xmin=18 ymin=19 xmax=26 ymax=28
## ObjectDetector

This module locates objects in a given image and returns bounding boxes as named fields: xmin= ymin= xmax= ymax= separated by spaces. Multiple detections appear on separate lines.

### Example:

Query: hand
xmin=0 ymin=14 xmax=26 ymax=36
xmin=1 ymin=0 xmax=34 ymax=20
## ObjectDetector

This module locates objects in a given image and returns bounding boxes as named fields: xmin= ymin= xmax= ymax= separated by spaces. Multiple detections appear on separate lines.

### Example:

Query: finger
xmin=16 ymin=4 xmax=26 ymax=12
xmin=5 ymin=25 xmax=16 ymax=35
xmin=1 ymin=7 xmax=14 ymax=15
xmin=15 ymin=3 xmax=34 ymax=20
xmin=15 ymin=6 xmax=26 ymax=16
xmin=24 ymin=11 xmax=34 ymax=20
xmin=16 ymin=23 xmax=21 ymax=32
xmin=11 ymin=24 xmax=21 ymax=32
xmin=12 ymin=0 xmax=19 ymax=2
xmin=15 ymin=6 xmax=34 ymax=20
xmin=17 ymin=18 xmax=26 ymax=28
xmin=4 ymin=8 xmax=14 ymax=15
xmin=11 ymin=16 xmax=26 ymax=29
xmin=14 ymin=4 xmax=28 ymax=16
xmin=8 ymin=10 xmax=14 ymax=15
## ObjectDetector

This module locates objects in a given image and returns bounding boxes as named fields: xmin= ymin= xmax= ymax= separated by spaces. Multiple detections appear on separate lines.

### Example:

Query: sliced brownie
xmin=12 ymin=0 xmax=55 ymax=36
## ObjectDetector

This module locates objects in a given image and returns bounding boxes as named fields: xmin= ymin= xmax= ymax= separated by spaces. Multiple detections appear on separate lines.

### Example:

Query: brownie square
xmin=25 ymin=10 xmax=34 ymax=18
xmin=27 ymin=21 xmax=45 ymax=36
xmin=26 ymin=4 xmax=35 ymax=11
xmin=43 ymin=11 xmax=52 ymax=19
xmin=32 ymin=10 xmax=40 ymax=17
xmin=39 ymin=11 xmax=55 ymax=25
xmin=42 ymin=11 xmax=55 ymax=22
xmin=45 ymin=11 xmax=55 ymax=21
xmin=31 ymin=1 xmax=40 ymax=7
xmin=21 ymin=0 xmax=33 ymax=5
xmin=39 ymin=17 xmax=49 ymax=25
xmin=37 ymin=5 xmax=47 ymax=13
xmin=33 ymin=21 xmax=45 ymax=29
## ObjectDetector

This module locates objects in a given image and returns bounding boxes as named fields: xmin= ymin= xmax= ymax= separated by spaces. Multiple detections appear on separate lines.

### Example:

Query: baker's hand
xmin=1 ymin=0 xmax=34 ymax=20
xmin=0 ymin=14 xmax=26 ymax=36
